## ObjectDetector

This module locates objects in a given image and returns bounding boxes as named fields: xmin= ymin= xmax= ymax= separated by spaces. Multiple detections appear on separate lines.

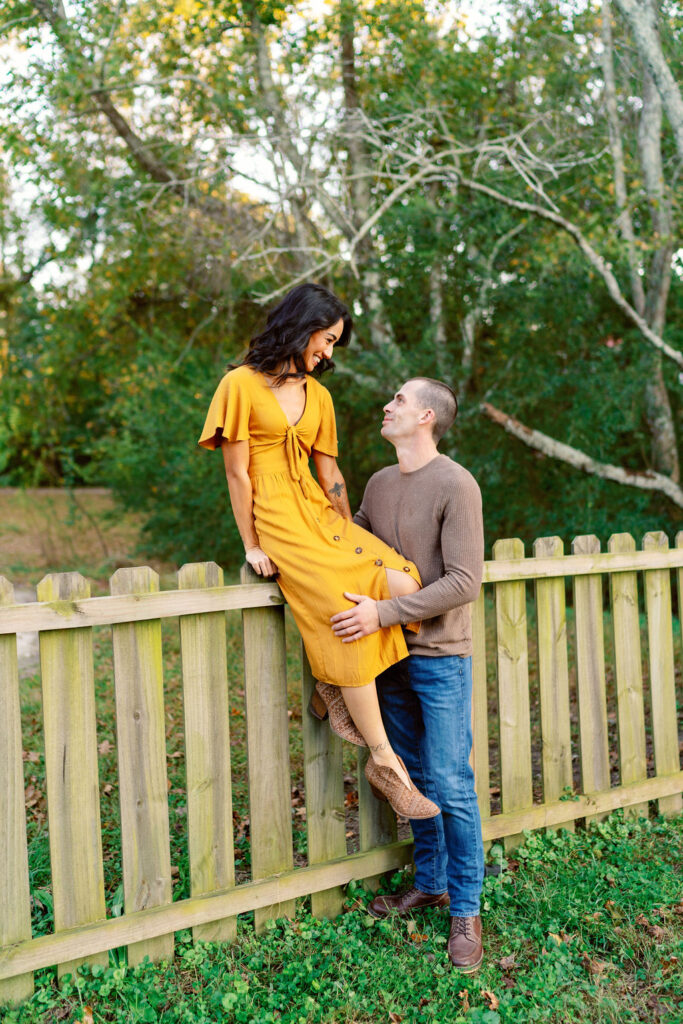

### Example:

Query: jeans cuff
xmin=449 ymin=906 xmax=481 ymax=917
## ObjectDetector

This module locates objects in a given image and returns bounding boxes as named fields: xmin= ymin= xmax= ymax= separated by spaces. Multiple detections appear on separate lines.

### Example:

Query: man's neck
xmin=393 ymin=438 xmax=440 ymax=474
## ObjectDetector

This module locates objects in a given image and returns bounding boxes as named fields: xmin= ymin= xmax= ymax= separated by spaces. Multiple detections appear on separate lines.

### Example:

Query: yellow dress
xmin=198 ymin=365 xmax=420 ymax=687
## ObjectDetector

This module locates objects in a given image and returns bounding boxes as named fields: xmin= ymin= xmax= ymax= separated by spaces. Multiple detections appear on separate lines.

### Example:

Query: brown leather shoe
xmin=368 ymin=886 xmax=450 ymax=919
xmin=448 ymin=915 xmax=483 ymax=973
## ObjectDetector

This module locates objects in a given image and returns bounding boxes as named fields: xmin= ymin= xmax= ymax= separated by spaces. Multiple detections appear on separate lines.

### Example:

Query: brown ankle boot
xmin=314 ymin=681 xmax=367 ymax=747
xmin=448 ymin=915 xmax=483 ymax=973
xmin=364 ymin=755 xmax=440 ymax=819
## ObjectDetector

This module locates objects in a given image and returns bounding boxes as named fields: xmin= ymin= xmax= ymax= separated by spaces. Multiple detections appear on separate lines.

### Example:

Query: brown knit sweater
xmin=353 ymin=454 xmax=484 ymax=657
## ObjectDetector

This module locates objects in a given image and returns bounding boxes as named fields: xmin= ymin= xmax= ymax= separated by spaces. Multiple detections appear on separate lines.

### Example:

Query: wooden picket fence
xmin=1 ymin=530 xmax=682 ymax=1004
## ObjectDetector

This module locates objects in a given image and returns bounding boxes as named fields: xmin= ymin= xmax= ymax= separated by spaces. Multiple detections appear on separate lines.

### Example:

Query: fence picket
xmin=493 ymin=539 xmax=532 ymax=850
xmin=571 ymin=536 xmax=610 ymax=824
xmin=240 ymin=565 xmax=295 ymax=931
xmin=111 ymin=567 xmax=173 ymax=965
xmin=0 ymin=578 xmax=33 ymax=1005
xmin=533 ymin=537 xmax=574 ymax=831
xmin=37 ymin=572 xmax=107 ymax=978
xmin=358 ymin=747 xmax=397 ymax=889
xmin=608 ymin=534 xmax=647 ymax=819
xmin=301 ymin=647 xmax=346 ymax=919
xmin=471 ymin=590 xmax=491 ymax=828
xmin=178 ymin=562 xmax=236 ymax=942
xmin=642 ymin=533 xmax=682 ymax=816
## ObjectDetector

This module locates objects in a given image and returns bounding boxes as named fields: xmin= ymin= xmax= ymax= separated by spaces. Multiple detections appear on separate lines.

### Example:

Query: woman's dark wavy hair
xmin=241 ymin=283 xmax=352 ymax=384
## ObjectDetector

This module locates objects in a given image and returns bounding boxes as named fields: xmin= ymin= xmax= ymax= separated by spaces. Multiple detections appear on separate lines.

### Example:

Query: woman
xmin=199 ymin=283 xmax=439 ymax=819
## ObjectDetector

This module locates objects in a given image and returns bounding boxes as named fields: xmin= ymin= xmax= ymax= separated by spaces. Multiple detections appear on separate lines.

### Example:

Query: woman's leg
xmin=340 ymin=568 xmax=421 ymax=790
xmin=340 ymin=681 xmax=411 ymax=789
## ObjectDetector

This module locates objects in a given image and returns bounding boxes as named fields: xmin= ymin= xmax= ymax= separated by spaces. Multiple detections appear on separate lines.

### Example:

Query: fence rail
xmin=1 ymin=530 xmax=682 ymax=1004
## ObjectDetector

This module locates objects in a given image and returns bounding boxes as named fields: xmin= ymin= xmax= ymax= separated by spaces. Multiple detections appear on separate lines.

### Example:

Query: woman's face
xmin=302 ymin=318 xmax=344 ymax=372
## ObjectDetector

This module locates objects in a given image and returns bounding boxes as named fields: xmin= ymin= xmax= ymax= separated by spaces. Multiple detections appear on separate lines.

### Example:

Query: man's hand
xmin=245 ymin=546 xmax=278 ymax=577
xmin=330 ymin=592 xmax=380 ymax=642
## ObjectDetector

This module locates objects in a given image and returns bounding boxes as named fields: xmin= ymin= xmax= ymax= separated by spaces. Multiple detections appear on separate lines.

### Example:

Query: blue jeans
xmin=377 ymin=654 xmax=484 ymax=917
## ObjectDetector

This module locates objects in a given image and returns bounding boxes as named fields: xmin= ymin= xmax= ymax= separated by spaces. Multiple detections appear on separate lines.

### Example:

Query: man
xmin=330 ymin=377 xmax=485 ymax=973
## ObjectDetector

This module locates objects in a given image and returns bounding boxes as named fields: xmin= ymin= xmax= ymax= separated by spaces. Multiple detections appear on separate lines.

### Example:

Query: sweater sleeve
xmin=375 ymin=473 xmax=484 ymax=627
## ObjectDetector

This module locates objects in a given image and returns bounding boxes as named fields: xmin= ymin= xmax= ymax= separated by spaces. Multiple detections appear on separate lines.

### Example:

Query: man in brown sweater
xmin=330 ymin=377 xmax=485 ymax=972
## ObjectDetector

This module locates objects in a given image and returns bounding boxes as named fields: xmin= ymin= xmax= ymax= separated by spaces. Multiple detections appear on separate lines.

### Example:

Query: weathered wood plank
xmin=642 ymin=533 xmax=682 ymax=816
xmin=358 ymin=743 xmax=397 ymax=892
xmin=493 ymin=539 xmax=532 ymax=850
xmin=178 ymin=562 xmax=237 ymax=942
xmin=572 ymin=535 xmax=610 ymax=825
xmin=4 ymin=546 xmax=683 ymax=635
xmin=37 ymin=572 xmax=107 ymax=979
xmin=0 ymin=583 xmax=285 ymax=635
xmin=0 ymin=577 xmax=33 ymax=1005
xmin=3 ymin=768 xmax=683 ymax=984
xmin=111 ymin=568 xmax=173 ymax=966
xmin=608 ymin=534 xmax=648 ymax=819
xmin=301 ymin=646 xmax=346 ymax=919
xmin=533 ymin=537 xmax=574 ymax=831
xmin=240 ymin=565 xmax=295 ymax=931
xmin=0 ymin=839 xmax=418 ymax=981
xmin=482 ymin=548 xmax=683 ymax=583
xmin=471 ymin=589 xmax=491 ymax=826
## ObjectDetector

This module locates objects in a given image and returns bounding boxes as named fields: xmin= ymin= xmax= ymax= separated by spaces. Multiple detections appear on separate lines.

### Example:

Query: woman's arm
xmin=222 ymin=440 xmax=278 ymax=576
xmin=313 ymin=452 xmax=353 ymax=520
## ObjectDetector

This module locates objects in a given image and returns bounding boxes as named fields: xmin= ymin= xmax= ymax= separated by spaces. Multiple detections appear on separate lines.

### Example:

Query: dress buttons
xmin=403 ymin=566 xmax=411 ymax=572
xmin=333 ymin=535 xmax=340 ymax=541
xmin=375 ymin=559 xmax=383 ymax=566
xmin=355 ymin=546 xmax=363 ymax=554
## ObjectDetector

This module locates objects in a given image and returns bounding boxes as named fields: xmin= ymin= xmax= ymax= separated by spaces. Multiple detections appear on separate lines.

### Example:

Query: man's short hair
xmin=408 ymin=377 xmax=458 ymax=442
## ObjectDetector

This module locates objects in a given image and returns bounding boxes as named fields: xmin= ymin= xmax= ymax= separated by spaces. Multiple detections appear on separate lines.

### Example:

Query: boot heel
xmin=369 ymin=784 xmax=388 ymax=803
xmin=308 ymin=689 xmax=329 ymax=722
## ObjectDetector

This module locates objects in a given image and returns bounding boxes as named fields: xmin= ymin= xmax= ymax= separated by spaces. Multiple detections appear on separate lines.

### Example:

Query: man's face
xmin=381 ymin=380 xmax=427 ymax=442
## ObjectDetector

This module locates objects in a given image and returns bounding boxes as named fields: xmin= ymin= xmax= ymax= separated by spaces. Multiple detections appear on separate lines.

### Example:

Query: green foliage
xmin=4 ymin=815 xmax=682 ymax=1023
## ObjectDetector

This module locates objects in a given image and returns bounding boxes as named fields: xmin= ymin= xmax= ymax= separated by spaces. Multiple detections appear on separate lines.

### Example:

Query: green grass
xmin=3 ymin=814 xmax=682 ymax=1024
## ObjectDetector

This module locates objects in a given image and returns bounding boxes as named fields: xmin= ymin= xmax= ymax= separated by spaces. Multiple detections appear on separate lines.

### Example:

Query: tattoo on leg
xmin=329 ymin=481 xmax=344 ymax=498
xmin=369 ymin=740 xmax=389 ymax=753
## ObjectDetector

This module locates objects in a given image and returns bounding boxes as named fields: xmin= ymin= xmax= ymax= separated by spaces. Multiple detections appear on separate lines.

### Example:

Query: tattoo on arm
xmin=329 ymin=481 xmax=344 ymax=499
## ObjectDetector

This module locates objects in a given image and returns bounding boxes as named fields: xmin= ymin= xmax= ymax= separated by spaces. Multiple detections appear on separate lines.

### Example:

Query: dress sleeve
xmin=312 ymin=385 xmax=338 ymax=457
xmin=198 ymin=371 xmax=252 ymax=450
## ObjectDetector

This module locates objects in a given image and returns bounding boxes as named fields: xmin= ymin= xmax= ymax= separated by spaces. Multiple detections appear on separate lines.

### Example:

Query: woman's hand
xmin=245 ymin=546 xmax=278 ymax=577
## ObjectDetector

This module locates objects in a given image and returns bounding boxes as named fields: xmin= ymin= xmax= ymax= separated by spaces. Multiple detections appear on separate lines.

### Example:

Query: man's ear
xmin=420 ymin=408 xmax=436 ymax=428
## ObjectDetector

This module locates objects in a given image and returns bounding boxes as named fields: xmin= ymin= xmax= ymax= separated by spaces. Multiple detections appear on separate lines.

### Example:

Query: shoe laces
xmin=452 ymin=916 xmax=476 ymax=939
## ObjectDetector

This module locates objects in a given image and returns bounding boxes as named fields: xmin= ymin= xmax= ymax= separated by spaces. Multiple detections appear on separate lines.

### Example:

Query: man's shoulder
xmin=364 ymin=463 xmax=401 ymax=493
xmin=433 ymin=454 xmax=481 ymax=491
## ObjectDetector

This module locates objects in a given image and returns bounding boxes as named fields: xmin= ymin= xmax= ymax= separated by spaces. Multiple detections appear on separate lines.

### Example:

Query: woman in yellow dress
xmin=199 ymin=283 xmax=439 ymax=819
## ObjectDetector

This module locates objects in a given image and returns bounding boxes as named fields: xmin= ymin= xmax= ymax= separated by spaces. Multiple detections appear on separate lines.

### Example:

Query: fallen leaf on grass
xmin=344 ymin=790 xmax=358 ymax=808
xmin=458 ymin=990 xmax=470 ymax=1013
xmin=388 ymin=1014 xmax=403 ymax=1023
xmin=498 ymin=953 xmax=517 ymax=970
xmin=82 ymin=1007 xmax=94 ymax=1024
xmin=483 ymin=990 xmax=500 ymax=1010
xmin=581 ymin=952 xmax=611 ymax=976
xmin=23 ymin=750 xmax=40 ymax=763
xmin=98 ymin=739 xmax=112 ymax=755
xmin=635 ymin=914 xmax=668 ymax=940
xmin=410 ymin=933 xmax=429 ymax=944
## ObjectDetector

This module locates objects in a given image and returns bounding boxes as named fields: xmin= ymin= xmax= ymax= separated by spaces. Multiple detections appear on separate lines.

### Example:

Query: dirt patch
xmin=0 ymin=487 xmax=175 ymax=590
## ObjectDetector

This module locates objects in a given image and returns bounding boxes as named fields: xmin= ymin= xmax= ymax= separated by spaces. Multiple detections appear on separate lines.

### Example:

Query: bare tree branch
xmin=481 ymin=401 xmax=683 ymax=509
xmin=612 ymin=0 xmax=683 ymax=161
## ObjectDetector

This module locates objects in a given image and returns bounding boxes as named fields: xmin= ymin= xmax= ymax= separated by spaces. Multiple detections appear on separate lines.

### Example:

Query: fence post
xmin=37 ymin=572 xmax=107 ymax=979
xmin=642 ymin=533 xmax=682 ymax=816
xmin=493 ymin=539 xmax=532 ymax=850
xmin=0 ymin=577 xmax=33 ymax=1005
xmin=301 ymin=646 xmax=346 ymax=919
xmin=571 ymin=535 xmax=610 ymax=825
xmin=533 ymin=537 xmax=574 ymax=831
xmin=471 ymin=589 xmax=491 ymax=834
xmin=111 ymin=567 xmax=173 ymax=966
xmin=608 ymin=534 xmax=647 ymax=819
xmin=178 ymin=562 xmax=237 ymax=942
xmin=240 ymin=564 xmax=295 ymax=931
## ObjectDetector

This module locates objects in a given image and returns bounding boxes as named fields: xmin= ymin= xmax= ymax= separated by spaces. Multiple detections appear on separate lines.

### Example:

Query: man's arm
xmin=331 ymin=473 xmax=483 ymax=640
